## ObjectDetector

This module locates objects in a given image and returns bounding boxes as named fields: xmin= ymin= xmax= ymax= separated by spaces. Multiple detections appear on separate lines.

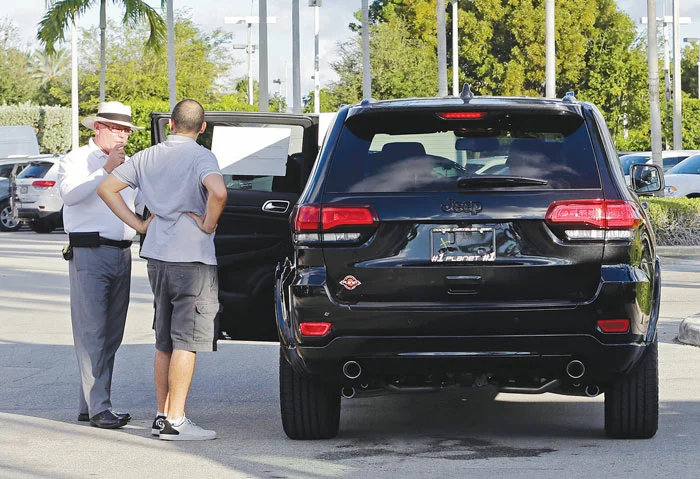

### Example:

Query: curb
xmin=678 ymin=317 xmax=700 ymax=348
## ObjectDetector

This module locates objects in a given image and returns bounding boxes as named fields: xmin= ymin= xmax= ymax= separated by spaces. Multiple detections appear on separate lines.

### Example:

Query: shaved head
xmin=172 ymin=99 xmax=205 ymax=134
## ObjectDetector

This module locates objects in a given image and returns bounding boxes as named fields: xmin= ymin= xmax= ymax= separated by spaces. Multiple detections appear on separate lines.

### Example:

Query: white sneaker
xmin=159 ymin=416 xmax=216 ymax=441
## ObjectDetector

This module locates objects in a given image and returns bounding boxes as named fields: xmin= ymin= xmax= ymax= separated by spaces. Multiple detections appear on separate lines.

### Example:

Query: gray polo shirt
xmin=113 ymin=135 xmax=222 ymax=265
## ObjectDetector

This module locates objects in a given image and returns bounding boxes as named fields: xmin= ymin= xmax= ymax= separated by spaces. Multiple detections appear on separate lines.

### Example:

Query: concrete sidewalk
xmin=657 ymin=246 xmax=700 ymax=348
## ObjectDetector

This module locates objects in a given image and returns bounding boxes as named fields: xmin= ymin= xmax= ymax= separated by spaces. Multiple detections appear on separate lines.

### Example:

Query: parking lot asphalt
xmin=1 ymin=232 xmax=700 ymax=478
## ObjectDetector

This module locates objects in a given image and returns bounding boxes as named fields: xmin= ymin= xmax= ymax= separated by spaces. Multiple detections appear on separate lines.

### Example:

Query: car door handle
xmin=262 ymin=200 xmax=290 ymax=214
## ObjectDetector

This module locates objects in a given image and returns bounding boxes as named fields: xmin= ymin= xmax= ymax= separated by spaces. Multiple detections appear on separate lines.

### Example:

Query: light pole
xmin=545 ymin=0 xmax=555 ymax=97
xmin=225 ymin=15 xmax=277 ymax=108
xmin=437 ymin=0 xmax=447 ymax=96
xmin=684 ymin=37 xmax=700 ymax=99
xmin=273 ymin=78 xmax=283 ymax=112
xmin=361 ymin=0 xmax=371 ymax=99
xmin=451 ymin=0 xmax=458 ymax=96
xmin=309 ymin=0 xmax=322 ymax=114
xmin=642 ymin=14 xmax=691 ymax=150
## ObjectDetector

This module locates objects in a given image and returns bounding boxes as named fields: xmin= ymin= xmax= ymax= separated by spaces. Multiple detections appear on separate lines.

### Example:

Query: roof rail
xmin=360 ymin=98 xmax=377 ymax=107
xmin=460 ymin=83 xmax=474 ymax=99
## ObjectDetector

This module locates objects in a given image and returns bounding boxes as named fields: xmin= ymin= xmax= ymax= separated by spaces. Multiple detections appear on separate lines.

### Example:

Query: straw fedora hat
xmin=81 ymin=101 xmax=144 ymax=131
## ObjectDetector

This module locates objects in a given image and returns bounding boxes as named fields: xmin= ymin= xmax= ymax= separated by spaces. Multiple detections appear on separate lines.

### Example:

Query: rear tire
xmin=30 ymin=219 xmax=55 ymax=234
xmin=0 ymin=200 xmax=21 ymax=232
xmin=279 ymin=349 xmax=340 ymax=439
xmin=604 ymin=338 xmax=659 ymax=439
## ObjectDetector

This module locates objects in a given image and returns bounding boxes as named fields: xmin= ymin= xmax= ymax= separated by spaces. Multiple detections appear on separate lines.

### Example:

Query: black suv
xmin=274 ymin=90 xmax=663 ymax=440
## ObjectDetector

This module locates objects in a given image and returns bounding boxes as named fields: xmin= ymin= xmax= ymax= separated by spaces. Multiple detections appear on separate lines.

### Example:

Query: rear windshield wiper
xmin=457 ymin=175 xmax=548 ymax=188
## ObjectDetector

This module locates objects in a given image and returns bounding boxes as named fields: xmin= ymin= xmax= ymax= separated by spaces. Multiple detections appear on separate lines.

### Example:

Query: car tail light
xmin=597 ymin=319 xmax=630 ymax=333
xmin=292 ymin=204 xmax=378 ymax=244
xmin=299 ymin=322 xmax=331 ymax=336
xmin=545 ymin=200 xmax=642 ymax=241
xmin=437 ymin=111 xmax=488 ymax=120
xmin=32 ymin=180 xmax=56 ymax=188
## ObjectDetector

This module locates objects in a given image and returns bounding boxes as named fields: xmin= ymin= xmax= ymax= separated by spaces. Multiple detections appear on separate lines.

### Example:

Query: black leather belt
xmin=99 ymin=237 xmax=132 ymax=249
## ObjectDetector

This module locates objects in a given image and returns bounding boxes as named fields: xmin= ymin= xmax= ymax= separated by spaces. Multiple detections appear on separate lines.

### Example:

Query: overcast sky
xmin=8 ymin=0 xmax=700 ymax=99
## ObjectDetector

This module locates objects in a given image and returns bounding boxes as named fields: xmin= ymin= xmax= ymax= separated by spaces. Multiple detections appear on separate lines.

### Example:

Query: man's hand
xmin=187 ymin=212 xmax=217 ymax=234
xmin=104 ymin=143 xmax=126 ymax=173
xmin=137 ymin=214 xmax=155 ymax=235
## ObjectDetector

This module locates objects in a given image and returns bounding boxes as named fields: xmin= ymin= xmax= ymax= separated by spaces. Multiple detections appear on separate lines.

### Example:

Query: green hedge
xmin=0 ymin=103 xmax=71 ymax=154
xmin=645 ymin=197 xmax=700 ymax=246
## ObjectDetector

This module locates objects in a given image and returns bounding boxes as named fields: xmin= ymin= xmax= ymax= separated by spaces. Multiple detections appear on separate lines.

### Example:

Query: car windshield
xmin=619 ymin=154 xmax=649 ymax=175
xmin=667 ymin=155 xmax=700 ymax=175
xmin=325 ymin=111 xmax=601 ymax=193
xmin=17 ymin=162 xmax=53 ymax=179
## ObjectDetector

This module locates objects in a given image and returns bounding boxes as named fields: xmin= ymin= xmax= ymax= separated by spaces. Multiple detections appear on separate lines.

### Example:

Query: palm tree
xmin=28 ymin=48 xmax=71 ymax=85
xmin=37 ymin=0 xmax=167 ymax=102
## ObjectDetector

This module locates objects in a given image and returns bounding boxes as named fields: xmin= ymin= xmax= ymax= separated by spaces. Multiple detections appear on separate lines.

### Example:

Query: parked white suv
xmin=15 ymin=157 xmax=63 ymax=233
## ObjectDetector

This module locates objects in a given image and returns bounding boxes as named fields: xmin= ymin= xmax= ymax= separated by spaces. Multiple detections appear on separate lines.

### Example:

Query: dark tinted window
xmin=325 ymin=111 xmax=601 ymax=193
xmin=17 ymin=162 xmax=53 ymax=179
xmin=667 ymin=155 xmax=700 ymax=175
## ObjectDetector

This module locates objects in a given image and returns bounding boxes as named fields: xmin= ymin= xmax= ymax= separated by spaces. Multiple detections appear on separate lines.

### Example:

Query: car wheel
xmin=279 ymin=348 xmax=340 ymax=439
xmin=604 ymin=337 xmax=659 ymax=439
xmin=0 ymin=200 xmax=21 ymax=232
xmin=30 ymin=220 xmax=55 ymax=234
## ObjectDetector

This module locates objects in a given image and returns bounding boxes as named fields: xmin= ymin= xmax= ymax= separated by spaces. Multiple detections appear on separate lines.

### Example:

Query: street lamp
xmin=309 ymin=0 xmax=322 ymax=114
xmin=451 ymin=0 xmax=458 ymax=96
xmin=225 ymin=15 xmax=277 ymax=107
xmin=684 ymin=37 xmax=700 ymax=99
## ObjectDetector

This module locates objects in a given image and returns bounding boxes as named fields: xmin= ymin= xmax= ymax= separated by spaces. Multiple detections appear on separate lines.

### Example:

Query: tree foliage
xmin=328 ymin=0 xmax=654 ymax=151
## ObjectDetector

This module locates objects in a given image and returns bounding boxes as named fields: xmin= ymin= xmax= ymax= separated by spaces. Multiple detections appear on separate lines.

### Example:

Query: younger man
xmin=98 ymin=99 xmax=227 ymax=440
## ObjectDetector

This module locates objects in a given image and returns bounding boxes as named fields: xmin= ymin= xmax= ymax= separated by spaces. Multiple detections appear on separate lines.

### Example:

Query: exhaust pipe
xmin=342 ymin=360 xmax=362 ymax=379
xmin=585 ymin=385 xmax=600 ymax=397
xmin=341 ymin=386 xmax=356 ymax=399
xmin=566 ymin=360 xmax=585 ymax=379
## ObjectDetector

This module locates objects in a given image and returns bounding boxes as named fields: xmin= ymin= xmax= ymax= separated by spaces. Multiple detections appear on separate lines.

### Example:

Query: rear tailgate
xmin=315 ymin=106 xmax=607 ymax=308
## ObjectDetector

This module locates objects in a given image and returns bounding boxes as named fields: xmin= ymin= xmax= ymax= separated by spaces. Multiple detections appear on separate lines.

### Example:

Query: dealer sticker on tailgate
xmin=431 ymin=227 xmax=496 ymax=262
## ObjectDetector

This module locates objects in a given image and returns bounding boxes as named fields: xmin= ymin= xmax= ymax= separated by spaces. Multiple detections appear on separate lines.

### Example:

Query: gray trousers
xmin=68 ymin=245 xmax=131 ymax=417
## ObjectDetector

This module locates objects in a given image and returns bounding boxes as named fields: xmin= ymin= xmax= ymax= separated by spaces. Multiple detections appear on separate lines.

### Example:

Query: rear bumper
xmin=16 ymin=206 xmax=61 ymax=221
xmin=276 ymin=260 xmax=659 ymax=387
xmin=283 ymin=334 xmax=645 ymax=384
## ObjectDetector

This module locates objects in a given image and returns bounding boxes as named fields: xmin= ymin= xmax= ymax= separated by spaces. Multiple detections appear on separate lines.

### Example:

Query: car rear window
xmin=17 ymin=162 xmax=53 ymax=179
xmin=324 ymin=111 xmax=601 ymax=193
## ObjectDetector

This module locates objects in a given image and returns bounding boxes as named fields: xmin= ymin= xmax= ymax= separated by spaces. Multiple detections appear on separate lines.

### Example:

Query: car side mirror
xmin=630 ymin=163 xmax=664 ymax=195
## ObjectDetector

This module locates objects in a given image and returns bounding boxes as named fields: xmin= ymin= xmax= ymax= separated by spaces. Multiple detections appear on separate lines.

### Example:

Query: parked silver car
xmin=14 ymin=157 xmax=63 ymax=233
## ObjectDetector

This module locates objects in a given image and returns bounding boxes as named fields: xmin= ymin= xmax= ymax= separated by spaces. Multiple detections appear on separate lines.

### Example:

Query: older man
xmin=58 ymin=101 xmax=148 ymax=429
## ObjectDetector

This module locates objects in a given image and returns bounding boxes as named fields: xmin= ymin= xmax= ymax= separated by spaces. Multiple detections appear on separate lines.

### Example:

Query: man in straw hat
xmin=57 ymin=101 xmax=149 ymax=429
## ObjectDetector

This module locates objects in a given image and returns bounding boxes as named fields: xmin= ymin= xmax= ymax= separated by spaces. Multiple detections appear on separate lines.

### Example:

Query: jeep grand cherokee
xmin=275 ymin=89 xmax=663 ymax=440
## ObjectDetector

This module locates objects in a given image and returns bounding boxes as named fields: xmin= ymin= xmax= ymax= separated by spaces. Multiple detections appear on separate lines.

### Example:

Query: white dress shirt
xmin=58 ymin=138 xmax=139 ymax=241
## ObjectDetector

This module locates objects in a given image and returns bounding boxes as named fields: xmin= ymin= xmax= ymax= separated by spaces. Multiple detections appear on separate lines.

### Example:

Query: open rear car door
xmin=151 ymin=112 xmax=320 ymax=340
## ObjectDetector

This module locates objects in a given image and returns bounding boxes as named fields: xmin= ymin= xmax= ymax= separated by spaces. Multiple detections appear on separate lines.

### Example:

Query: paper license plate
xmin=431 ymin=227 xmax=496 ymax=262
xmin=20 ymin=186 xmax=28 ymax=194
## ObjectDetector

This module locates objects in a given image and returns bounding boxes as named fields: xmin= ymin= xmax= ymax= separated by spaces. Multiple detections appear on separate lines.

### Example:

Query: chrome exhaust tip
xmin=341 ymin=386 xmax=356 ymax=399
xmin=342 ymin=360 xmax=362 ymax=379
xmin=566 ymin=360 xmax=585 ymax=379
xmin=585 ymin=385 xmax=600 ymax=397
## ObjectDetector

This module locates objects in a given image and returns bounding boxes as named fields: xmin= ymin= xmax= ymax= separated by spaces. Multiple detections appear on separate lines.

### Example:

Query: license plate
xmin=20 ymin=186 xmax=28 ymax=194
xmin=431 ymin=227 xmax=496 ymax=262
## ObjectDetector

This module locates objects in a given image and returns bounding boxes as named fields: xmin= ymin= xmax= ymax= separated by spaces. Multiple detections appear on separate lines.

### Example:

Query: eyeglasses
xmin=98 ymin=122 xmax=132 ymax=135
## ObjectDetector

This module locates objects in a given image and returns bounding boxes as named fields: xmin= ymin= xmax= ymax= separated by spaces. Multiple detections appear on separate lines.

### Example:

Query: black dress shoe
xmin=79 ymin=411 xmax=131 ymax=422
xmin=89 ymin=410 xmax=128 ymax=429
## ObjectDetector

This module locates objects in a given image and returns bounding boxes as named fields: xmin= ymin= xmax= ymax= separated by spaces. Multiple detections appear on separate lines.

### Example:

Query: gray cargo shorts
xmin=146 ymin=259 xmax=220 ymax=352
